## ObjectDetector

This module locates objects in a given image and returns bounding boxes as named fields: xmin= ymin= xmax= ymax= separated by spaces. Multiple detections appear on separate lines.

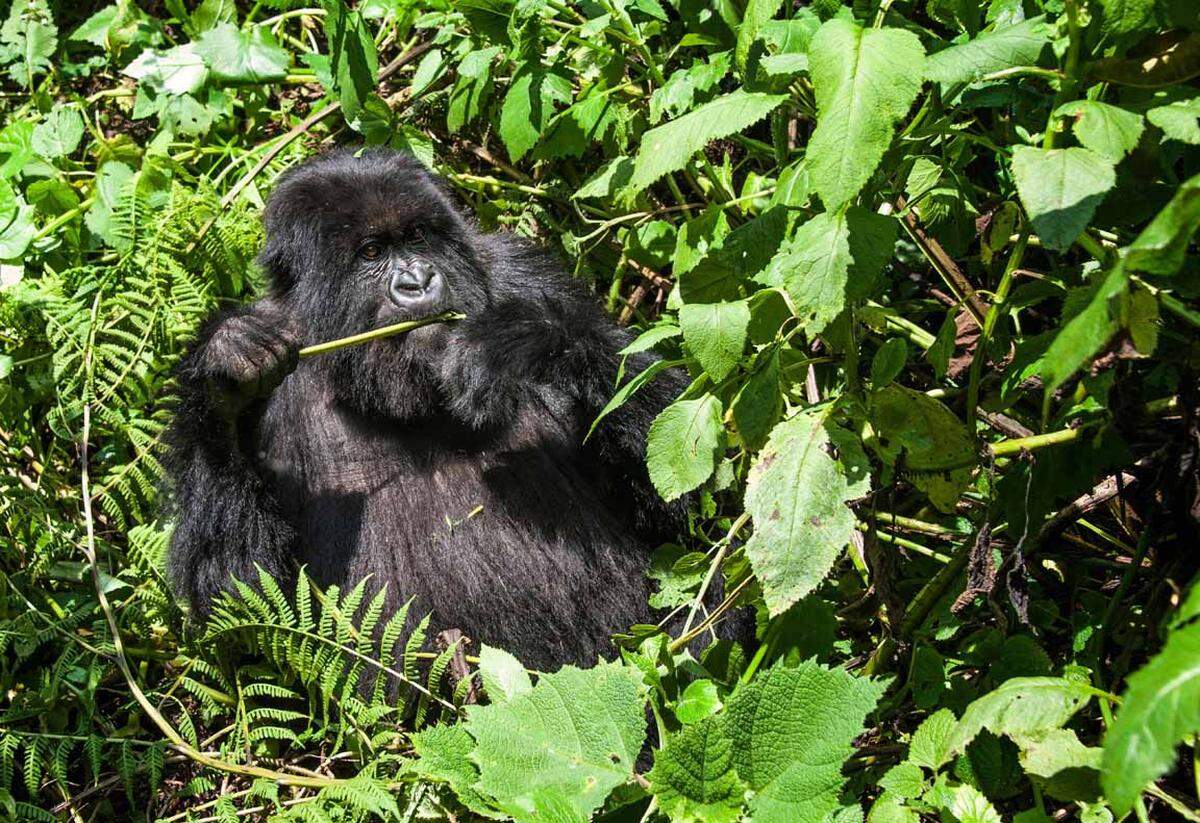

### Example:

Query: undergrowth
xmin=1 ymin=0 xmax=1199 ymax=820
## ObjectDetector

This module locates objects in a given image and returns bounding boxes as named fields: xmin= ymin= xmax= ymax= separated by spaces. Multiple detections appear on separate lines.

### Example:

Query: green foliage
xmin=2 ymin=0 xmax=1199 ymax=820
xmin=1102 ymin=618 xmax=1200 ymax=815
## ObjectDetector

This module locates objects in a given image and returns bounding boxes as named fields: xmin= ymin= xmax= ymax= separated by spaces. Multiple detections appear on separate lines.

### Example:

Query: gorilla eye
xmin=358 ymin=240 xmax=384 ymax=261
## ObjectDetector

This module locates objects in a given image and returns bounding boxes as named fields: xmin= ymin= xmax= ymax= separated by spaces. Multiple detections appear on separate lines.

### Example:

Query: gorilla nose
xmin=388 ymin=263 xmax=443 ymax=308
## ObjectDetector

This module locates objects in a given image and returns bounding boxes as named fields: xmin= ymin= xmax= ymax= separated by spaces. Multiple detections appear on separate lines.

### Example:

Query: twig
xmin=896 ymin=196 xmax=988 ymax=326
xmin=298 ymin=312 xmax=464 ymax=359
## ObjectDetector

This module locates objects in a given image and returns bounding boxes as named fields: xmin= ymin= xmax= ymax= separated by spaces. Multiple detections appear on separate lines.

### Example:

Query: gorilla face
xmin=258 ymin=149 xmax=490 ymax=419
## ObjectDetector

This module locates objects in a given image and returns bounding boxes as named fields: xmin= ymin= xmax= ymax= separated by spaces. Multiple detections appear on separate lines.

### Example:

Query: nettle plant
xmin=1 ymin=0 xmax=1199 ymax=820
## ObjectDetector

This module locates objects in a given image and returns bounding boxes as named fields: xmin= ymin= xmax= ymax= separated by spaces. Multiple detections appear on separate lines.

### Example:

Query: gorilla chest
xmin=254 ymin=401 xmax=643 ymax=584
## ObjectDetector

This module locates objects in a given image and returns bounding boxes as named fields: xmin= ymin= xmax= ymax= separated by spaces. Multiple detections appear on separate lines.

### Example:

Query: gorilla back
xmin=164 ymin=149 xmax=688 ymax=670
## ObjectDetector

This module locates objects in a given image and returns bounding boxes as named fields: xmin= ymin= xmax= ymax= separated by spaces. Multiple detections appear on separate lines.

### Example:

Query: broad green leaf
xmin=680 ymin=299 xmax=750 ymax=382
xmin=1010 ymin=146 xmax=1116 ymax=251
xmin=1102 ymin=620 xmax=1200 ymax=816
xmin=728 ymin=662 xmax=885 ymax=823
xmin=410 ymin=724 xmax=502 ymax=818
xmin=467 ymin=661 xmax=646 ymax=822
xmin=909 ymin=708 xmax=957 ymax=770
xmin=478 ymin=644 xmax=531 ymax=704
xmin=744 ymin=411 xmax=871 ymax=616
xmin=537 ymin=93 xmax=623 ymax=160
xmin=649 ymin=713 xmax=745 ymax=823
xmin=321 ymin=0 xmax=378 ymax=121
xmin=574 ymin=156 xmax=633 ymax=201
xmin=627 ymin=90 xmax=786 ymax=195
xmin=31 ymin=107 xmax=83 ymax=159
xmin=190 ymin=0 xmax=236 ymax=33
xmin=70 ymin=5 xmax=116 ymax=47
xmin=947 ymin=677 xmax=1095 ymax=757
xmin=647 ymin=545 xmax=707 ymax=609
xmin=807 ymin=19 xmax=925 ymax=209
xmin=446 ymin=47 xmax=500 ymax=133
xmin=620 ymin=324 xmax=680 ymax=355
xmin=938 ymin=784 xmax=1003 ymax=823
xmin=626 ymin=221 xmax=678 ymax=269
xmin=674 ymin=204 xmax=730 ymax=276
xmin=0 ymin=195 xmax=35 ymax=259
xmin=0 ymin=121 xmax=35 ymax=179
xmin=499 ymin=69 xmax=570 ymax=162
xmin=878 ymin=762 xmax=924 ymax=799
xmin=1173 ymin=578 xmax=1200 ymax=630
xmin=675 ymin=679 xmax=723 ymax=724
xmin=1039 ymin=265 xmax=1129 ymax=393
xmin=925 ymin=309 xmax=958 ymax=379
xmin=924 ymin=17 xmax=1050 ymax=85
xmin=1097 ymin=0 xmax=1156 ymax=36
xmin=757 ymin=208 xmax=897 ymax=334
xmin=869 ymin=793 xmax=919 ymax=823
xmin=650 ymin=53 xmax=730 ymax=123
xmin=1147 ymin=96 xmax=1200 ymax=145
xmin=409 ymin=48 xmax=443 ymax=98
xmin=0 ymin=0 xmax=57 ymax=86
xmin=194 ymin=23 xmax=289 ymax=84
xmin=735 ymin=0 xmax=784 ymax=73
xmin=1125 ymin=171 xmax=1200 ymax=276
xmin=83 ymin=161 xmax=135 ymax=248
xmin=1055 ymin=100 xmax=1145 ymax=161
xmin=732 ymin=349 xmax=782 ymax=451
xmin=587 ymin=357 xmax=684 ymax=440
xmin=870 ymin=338 xmax=907 ymax=387
xmin=646 ymin=395 xmax=726 ymax=502
xmin=867 ymin=386 xmax=975 ymax=511
xmin=1019 ymin=729 xmax=1101 ymax=802
xmin=123 ymin=43 xmax=209 ymax=95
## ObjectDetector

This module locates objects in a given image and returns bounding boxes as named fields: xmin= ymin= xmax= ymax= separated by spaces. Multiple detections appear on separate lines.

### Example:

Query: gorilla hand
xmin=195 ymin=306 xmax=299 ymax=420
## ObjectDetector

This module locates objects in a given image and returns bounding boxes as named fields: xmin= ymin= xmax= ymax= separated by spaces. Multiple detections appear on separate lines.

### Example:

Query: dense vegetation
xmin=1 ymin=0 xmax=1199 ymax=819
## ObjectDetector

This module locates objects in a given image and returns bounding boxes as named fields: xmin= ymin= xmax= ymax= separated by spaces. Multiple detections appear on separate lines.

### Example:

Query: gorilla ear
xmin=258 ymin=184 xmax=323 ymax=292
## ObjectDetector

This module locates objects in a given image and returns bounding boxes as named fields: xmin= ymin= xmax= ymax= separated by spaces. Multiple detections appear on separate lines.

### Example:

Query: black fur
xmin=164 ymin=148 xmax=692 ymax=670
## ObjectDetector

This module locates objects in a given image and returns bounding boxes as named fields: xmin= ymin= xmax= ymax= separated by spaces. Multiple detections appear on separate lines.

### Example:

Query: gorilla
xmin=164 ymin=148 xmax=692 ymax=670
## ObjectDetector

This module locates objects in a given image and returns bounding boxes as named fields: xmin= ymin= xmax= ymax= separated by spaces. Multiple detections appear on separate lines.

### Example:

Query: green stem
xmin=858 ymin=523 xmax=952 ymax=563
xmin=1044 ymin=0 xmax=1083 ymax=149
xmin=298 ymin=312 xmax=464 ymax=359
xmin=33 ymin=196 xmax=95 ymax=241
xmin=989 ymin=424 xmax=1090 ymax=458
xmin=966 ymin=232 xmax=1028 ymax=432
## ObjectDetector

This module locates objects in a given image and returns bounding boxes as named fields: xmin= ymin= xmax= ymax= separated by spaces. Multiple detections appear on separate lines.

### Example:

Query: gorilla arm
xmin=437 ymin=241 xmax=690 ymax=537
xmin=164 ymin=303 xmax=301 ymax=616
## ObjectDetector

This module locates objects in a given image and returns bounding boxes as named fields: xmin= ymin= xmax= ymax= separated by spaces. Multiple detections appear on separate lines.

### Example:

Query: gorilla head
xmin=258 ymin=150 xmax=491 ymax=419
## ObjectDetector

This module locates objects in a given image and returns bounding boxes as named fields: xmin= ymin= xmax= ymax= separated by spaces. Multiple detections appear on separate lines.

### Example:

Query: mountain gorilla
xmin=165 ymin=148 xmax=691 ymax=670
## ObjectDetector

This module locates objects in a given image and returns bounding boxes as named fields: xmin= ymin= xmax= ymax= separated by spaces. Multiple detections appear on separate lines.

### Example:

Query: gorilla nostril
xmin=389 ymin=266 xmax=444 ymax=307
